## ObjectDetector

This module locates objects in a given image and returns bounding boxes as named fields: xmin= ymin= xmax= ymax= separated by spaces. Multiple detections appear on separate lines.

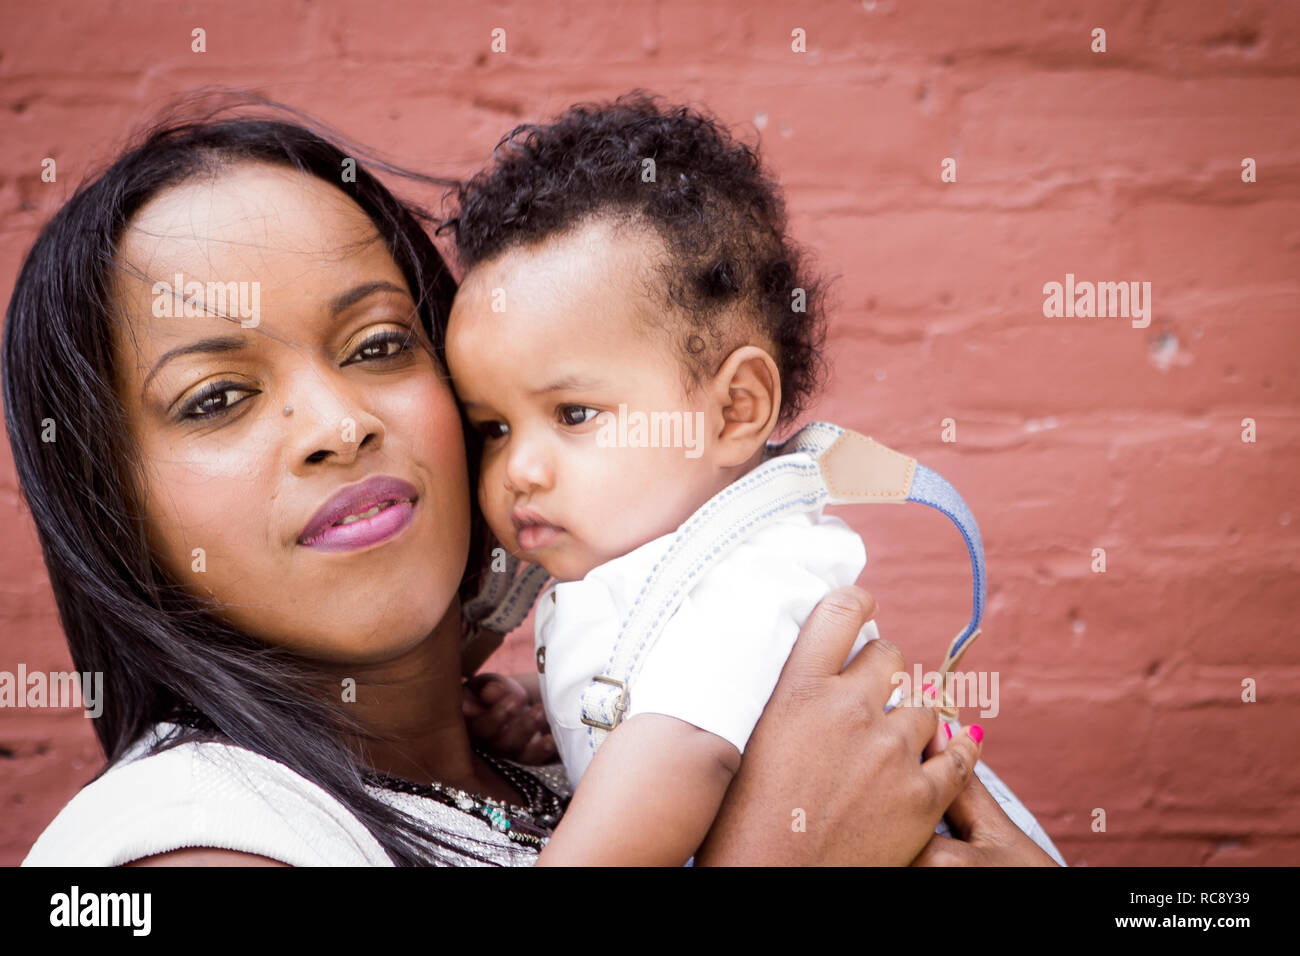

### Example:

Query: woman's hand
xmin=696 ymin=586 xmax=983 ymax=865
xmin=911 ymin=739 xmax=1061 ymax=866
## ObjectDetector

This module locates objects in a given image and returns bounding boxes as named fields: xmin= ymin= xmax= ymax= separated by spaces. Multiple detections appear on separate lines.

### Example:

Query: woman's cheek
xmin=143 ymin=445 xmax=266 ymax=588
xmin=391 ymin=369 xmax=472 ymax=524
xmin=421 ymin=377 xmax=466 ymax=455
xmin=472 ymin=454 xmax=509 ymax=543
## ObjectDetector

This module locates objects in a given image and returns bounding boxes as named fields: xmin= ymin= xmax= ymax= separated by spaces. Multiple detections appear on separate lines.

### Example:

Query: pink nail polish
xmin=944 ymin=723 xmax=952 ymax=740
xmin=967 ymin=724 xmax=984 ymax=744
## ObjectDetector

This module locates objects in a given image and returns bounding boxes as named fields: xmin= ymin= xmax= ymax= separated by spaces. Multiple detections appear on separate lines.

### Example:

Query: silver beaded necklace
xmin=364 ymin=750 xmax=567 ymax=848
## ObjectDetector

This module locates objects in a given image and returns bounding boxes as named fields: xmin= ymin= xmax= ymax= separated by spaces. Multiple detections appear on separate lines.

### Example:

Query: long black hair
xmin=1 ymin=97 xmax=498 ymax=865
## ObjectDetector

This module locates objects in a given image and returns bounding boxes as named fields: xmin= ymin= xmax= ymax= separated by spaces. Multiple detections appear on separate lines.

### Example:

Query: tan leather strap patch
xmin=819 ymin=430 xmax=916 ymax=502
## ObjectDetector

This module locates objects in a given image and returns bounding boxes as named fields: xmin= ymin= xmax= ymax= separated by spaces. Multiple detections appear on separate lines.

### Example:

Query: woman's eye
xmin=476 ymin=420 xmax=509 ymax=440
xmin=344 ymin=329 xmax=415 ymax=365
xmin=558 ymin=405 xmax=599 ymax=426
xmin=180 ymin=382 xmax=258 ymax=421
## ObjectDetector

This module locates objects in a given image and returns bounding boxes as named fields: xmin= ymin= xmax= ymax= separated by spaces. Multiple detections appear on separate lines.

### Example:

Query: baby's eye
xmin=476 ymin=420 xmax=509 ymax=440
xmin=558 ymin=405 xmax=599 ymax=426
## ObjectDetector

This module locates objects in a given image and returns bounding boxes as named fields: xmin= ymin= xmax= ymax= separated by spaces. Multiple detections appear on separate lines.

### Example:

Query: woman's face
xmin=110 ymin=161 xmax=470 ymax=663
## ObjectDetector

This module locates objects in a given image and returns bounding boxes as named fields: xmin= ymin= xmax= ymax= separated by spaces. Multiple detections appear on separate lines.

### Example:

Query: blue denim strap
xmin=902 ymin=462 xmax=986 ymax=663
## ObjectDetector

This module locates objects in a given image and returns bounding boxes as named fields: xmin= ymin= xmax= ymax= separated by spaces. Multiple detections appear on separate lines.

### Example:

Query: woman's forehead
xmin=108 ymin=162 xmax=413 ymax=384
xmin=119 ymin=161 xmax=384 ymax=272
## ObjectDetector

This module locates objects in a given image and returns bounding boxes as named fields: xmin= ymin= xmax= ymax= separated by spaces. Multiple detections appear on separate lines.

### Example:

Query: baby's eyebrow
xmin=530 ymin=373 xmax=603 ymax=395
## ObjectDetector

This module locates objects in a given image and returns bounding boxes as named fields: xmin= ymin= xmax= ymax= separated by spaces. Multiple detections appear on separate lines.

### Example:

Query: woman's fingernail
xmin=944 ymin=723 xmax=952 ymax=740
xmin=967 ymin=724 xmax=984 ymax=744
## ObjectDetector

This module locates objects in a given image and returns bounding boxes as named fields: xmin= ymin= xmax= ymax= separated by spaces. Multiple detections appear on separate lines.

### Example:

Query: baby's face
xmin=446 ymin=218 xmax=727 ymax=582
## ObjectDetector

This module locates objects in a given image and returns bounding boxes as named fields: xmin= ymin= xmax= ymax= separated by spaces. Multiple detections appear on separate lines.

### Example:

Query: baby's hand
xmin=462 ymin=673 xmax=557 ymax=765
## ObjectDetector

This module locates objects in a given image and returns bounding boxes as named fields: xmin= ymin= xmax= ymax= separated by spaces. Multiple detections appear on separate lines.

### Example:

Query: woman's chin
xmin=289 ymin=613 xmax=449 ymax=666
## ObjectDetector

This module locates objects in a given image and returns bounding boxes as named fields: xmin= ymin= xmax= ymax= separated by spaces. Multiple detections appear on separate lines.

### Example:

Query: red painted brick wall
xmin=1 ymin=0 xmax=1297 ymax=866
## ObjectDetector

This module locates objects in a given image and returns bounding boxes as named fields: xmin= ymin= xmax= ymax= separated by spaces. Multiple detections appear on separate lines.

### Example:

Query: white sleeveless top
xmin=22 ymin=723 xmax=568 ymax=867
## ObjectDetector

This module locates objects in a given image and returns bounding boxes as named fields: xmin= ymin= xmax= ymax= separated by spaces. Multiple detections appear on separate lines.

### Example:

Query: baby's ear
xmin=709 ymin=345 xmax=782 ymax=468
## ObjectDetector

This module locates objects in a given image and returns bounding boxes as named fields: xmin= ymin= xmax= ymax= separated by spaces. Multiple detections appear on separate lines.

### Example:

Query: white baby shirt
xmin=534 ymin=502 xmax=878 ymax=789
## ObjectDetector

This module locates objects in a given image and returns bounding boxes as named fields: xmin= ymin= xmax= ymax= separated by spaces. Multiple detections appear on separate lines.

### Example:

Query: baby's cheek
xmin=631 ymin=452 xmax=695 ymax=530
xmin=593 ymin=488 xmax=663 ymax=558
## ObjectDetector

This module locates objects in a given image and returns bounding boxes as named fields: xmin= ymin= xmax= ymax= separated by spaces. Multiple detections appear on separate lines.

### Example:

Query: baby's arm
xmin=535 ymin=713 xmax=740 ymax=866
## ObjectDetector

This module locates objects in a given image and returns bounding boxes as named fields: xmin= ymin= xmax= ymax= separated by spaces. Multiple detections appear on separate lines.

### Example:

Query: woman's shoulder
xmin=22 ymin=722 xmax=393 ymax=867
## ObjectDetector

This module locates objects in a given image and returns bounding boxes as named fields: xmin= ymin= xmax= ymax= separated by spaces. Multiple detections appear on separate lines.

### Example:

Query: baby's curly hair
xmin=441 ymin=91 xmax=828 ymax=429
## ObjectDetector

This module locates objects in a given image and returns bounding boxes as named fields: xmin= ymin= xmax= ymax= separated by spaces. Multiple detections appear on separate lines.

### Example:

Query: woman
xmin=3 ymin=103 xmax=1057 ymax=865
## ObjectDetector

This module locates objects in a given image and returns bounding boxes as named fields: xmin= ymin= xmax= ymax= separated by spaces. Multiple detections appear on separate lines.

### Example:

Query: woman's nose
xmin=285 ymin=376 xmax=386 ymax=470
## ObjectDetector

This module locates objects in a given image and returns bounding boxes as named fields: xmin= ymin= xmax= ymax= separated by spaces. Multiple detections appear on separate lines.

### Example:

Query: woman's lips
xmin=301 ymin=500 xmax=416 ymax=552
xmin=299 ymin=475 xmax=419 ymax=552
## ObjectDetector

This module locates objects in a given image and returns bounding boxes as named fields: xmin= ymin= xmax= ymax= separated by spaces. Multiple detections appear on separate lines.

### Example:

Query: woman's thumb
xmin=921 ymin=723 xmax=984 ymax=822
xmin=935 ymin=728 xmax=1002 ymax=841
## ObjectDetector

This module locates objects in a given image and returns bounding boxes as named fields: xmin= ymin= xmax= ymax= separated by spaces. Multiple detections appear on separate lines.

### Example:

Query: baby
xmin=448 ymin=95 xmax=1068 ymax=867
xmin=443 ymin=94 xmax=893 ymax=865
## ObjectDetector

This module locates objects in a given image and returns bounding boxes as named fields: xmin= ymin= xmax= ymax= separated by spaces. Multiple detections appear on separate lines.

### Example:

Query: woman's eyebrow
xmin=142 ymin=336 xmax=245 ymax=397
xmin=329 ymin=280 xmax=410 ymax=315
xmin=141 ymin=281 xmax=413 ymax=397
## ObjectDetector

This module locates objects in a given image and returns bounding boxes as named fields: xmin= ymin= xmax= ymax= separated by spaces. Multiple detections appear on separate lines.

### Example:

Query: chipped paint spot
xmin=1150 ymin=331 xmax=1180 ymax=372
